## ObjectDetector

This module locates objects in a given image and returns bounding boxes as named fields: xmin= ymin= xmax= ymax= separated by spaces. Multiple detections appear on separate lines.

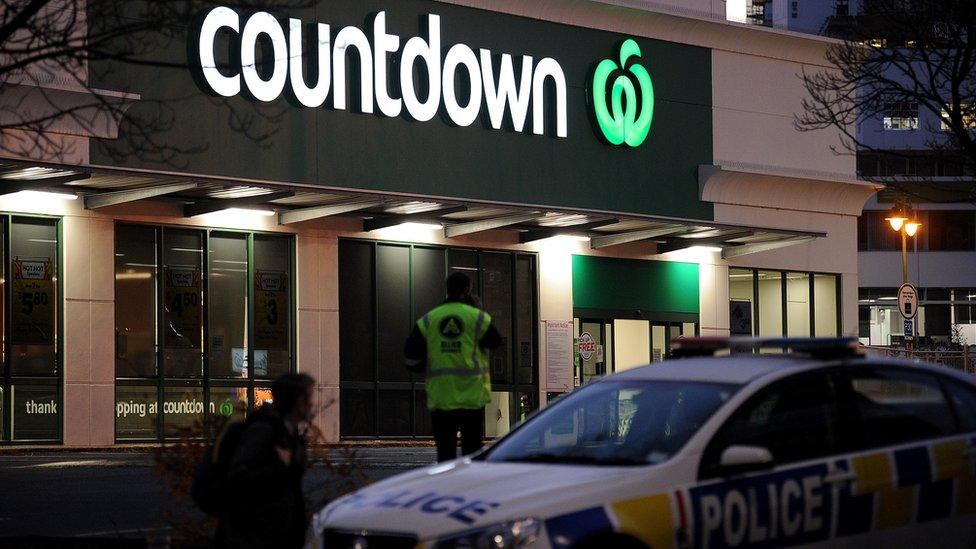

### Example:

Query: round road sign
xmin=898 ymin=283 xmax=918 ymax=320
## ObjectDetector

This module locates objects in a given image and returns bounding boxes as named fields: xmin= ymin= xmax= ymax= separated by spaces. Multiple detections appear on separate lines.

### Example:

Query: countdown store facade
xmin=0 ymin=0 xmax=877 ymax=446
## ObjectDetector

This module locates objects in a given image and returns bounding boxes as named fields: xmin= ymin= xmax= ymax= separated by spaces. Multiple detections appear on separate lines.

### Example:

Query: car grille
xmin=322 ymin=529 xmax=419 ymax=549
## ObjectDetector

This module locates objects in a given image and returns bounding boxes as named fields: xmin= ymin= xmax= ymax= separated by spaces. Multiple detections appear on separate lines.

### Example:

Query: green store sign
xmin=95 ymin=0 xmax=712 ymax=220
xmin=591 ymin=39 xmax=655 ymax=147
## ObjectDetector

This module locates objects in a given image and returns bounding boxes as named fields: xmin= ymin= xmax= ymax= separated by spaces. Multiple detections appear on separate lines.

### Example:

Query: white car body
xmin=309 ymin=354 xmax=976 ymax=549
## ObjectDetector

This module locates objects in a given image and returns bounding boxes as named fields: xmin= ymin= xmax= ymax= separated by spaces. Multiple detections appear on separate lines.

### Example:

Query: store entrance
xmin=573 ymin=315 xmax=698 ymax=386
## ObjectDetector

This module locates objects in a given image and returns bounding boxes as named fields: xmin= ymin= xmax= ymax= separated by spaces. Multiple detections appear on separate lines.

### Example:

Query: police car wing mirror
xmin=718 ymin=445 xmax=774 ymax=476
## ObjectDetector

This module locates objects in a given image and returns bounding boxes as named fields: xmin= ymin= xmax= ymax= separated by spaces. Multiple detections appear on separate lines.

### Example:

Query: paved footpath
xmin=0 ymin=447 xmax=436 ymax=542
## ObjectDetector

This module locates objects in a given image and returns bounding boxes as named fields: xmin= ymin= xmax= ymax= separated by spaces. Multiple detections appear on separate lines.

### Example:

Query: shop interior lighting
xmin=222 ymin=207 xmax=276 ymax=217
xmin=685 ymin=245 xmax=722 ymax=253
xmin=9 ymin=190 xmax=78 ymax=201
xmin=397 ymin=222 xmax=443 ymax=230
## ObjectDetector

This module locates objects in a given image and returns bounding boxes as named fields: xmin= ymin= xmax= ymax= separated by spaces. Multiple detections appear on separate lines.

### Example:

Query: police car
xmin=308 ymin=338 xmax=976 ymax=548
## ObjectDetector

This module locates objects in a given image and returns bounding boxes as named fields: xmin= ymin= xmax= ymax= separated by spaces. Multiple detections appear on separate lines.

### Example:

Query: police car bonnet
xmin=195 ymin=7 xmax=568 ymax=137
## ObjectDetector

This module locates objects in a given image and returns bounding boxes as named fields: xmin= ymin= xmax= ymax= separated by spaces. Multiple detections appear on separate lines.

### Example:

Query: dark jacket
xmin=218 ymin=405 xmax=308 ymax=549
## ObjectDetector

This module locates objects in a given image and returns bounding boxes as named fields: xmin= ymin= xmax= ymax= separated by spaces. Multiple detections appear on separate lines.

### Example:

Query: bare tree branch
xmin=795 ymin=0 xmax=976 ymax=203
xmin=0 ymin=0 xmax=315 ymax=167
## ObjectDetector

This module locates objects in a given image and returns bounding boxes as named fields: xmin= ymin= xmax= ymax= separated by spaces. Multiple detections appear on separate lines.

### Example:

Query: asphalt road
xmin=0 ymin=448 xmax=436 ymax=544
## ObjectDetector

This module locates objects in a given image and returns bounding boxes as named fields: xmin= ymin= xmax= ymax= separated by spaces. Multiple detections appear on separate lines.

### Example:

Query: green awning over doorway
xmin=572 ymin=255 xmax=699 ymax=314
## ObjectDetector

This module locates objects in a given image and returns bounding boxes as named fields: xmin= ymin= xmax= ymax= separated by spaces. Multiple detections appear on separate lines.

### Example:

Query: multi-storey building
xmin=734 ymin=0 xmax=976 ymax=347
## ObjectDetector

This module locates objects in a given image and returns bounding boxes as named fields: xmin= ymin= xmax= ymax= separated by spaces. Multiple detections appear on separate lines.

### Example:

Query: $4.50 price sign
xmin=12 ymin=259 xmax=54 ymax=345
xmin=164 ymin=267 xmax=201 ymax=348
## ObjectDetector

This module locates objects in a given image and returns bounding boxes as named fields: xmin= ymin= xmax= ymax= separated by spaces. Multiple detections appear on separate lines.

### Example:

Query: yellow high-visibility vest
xmin=417 ymin=302 xmax=492 ymax=410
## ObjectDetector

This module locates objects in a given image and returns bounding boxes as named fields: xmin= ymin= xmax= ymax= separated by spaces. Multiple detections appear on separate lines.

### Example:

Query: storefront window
xmin=114 ymin=225 xmax=294 ymax=441
xmin=814 ymin=274 xmax=838 ymax=336
xmin=786 ymin=272 xmax=810 ymax=336
xmin=730 ymin=269 xmax=840 ymax=338
xmin=163 ymin=229 xmax=204 ymax=378
xmin=253 ymin=235 xmax=292 ymax=379
xmin=116 ymin=226 xmax=157 ymax=377
xmin=758 ymin=271 xmax=783 ymax=337
xmin=338 ymin=240 xmax=539 ymax=438
xmin=0 ymin=217 xmax=61 ymax=443
xmin=728 ymin=268 xmax=755 ymax=335
xmin=209 ymin=233 xmax=247 ymax=379
xmin=11 ymin=219 xmax=58 ymax=376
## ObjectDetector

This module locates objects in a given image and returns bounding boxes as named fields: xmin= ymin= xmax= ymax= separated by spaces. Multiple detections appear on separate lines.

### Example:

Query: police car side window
xmin=837 ymin=367 xmax=955 ymax=451
xmin=700 ymin=372 xmax=838 ymax=480
xmin=944 ymin=378 xmax=976 ymax=433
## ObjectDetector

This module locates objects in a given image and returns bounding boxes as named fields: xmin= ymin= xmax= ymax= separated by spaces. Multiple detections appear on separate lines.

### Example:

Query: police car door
xmin=825 ymin=365 xmax=976 ymax=548
xmin=689 ymin=370 xmax=847 ymax=548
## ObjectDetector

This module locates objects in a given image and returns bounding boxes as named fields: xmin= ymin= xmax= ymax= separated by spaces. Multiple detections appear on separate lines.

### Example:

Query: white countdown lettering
xmin=195 ymin=7 xmax=567 ymax=138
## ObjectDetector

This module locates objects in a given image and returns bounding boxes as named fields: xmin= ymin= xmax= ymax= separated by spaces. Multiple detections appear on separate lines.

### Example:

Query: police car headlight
xmin=434 ymin=517 xmax=541 ymax=549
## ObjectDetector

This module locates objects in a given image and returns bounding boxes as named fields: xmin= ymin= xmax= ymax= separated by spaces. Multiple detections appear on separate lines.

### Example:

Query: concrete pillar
xmin=699 ymin=261 xmax=731 ymax=337
xmin=536 ymin=246 xmax=576 ymax=404
xmin=296 ymin=232 xmax=340 ymax=442
xmin=62 ymin=215 xmax=115 ymax=447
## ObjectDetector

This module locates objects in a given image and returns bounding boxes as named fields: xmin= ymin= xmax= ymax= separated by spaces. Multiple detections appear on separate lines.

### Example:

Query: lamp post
xmin=885 ymin=204 xmax=921 ymax=350
xmin=885 ymin=204 xmax=921 ymax=285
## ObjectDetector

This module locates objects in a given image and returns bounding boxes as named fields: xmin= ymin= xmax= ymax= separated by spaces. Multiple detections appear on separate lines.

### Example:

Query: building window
xmin=882 ymin=98 xmax=919 ymax=130
xmin=940 ymin=104 xmax=976 ymax=131
xmin=858 ymin=211 xmax=903 ymax=251
xmin=858 ymin=287 xmax=976 ymax=347
xmin=338 ymin=240 xmax=538 ymax=438
xmin=728 ymin=268 xmax=841 ymax=337
xmin=858 ymin=210 xmax=976 ymax=252
xmin=925 ymin=211 xmax=976 ymax=251
xmin=0 ymin=217 xmax=61 ymax=443
xmin=114 ymin=225 xmax=294 ymax=441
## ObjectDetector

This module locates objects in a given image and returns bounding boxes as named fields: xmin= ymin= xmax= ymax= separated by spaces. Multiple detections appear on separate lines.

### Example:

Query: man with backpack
xmin=196 ymin=373 xmax=315 ymax=549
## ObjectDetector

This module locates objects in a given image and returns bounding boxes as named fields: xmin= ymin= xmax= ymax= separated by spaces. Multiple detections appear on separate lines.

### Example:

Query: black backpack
xmin=190 ymin=419 xmax=246 ymax=516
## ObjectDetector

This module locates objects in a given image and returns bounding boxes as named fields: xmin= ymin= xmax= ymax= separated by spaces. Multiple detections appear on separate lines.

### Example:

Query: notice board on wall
xmin=546 ymin=320 xmax=574 ymax=392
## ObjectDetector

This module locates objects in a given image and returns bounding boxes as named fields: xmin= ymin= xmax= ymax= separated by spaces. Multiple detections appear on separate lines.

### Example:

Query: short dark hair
xmin=446 ymin=272 xmax=471 ymax=298
xmin=271 ymin=373 xmax=314 ymax=415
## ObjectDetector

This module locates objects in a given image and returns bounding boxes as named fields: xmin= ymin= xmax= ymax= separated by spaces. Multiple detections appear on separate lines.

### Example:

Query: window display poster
xmin=545 ymin=320 xmax=573 ymax=392
xmin=164 ymin=267 xmax=202 ymax=348
xmin=254 ymin=270 xmax=287 ymax=350
xmin=12 ymin=258 xmax=54 ymax=345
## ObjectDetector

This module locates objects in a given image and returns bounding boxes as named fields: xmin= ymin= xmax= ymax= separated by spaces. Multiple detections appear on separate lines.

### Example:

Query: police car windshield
xmin=485 ymin=380 xmax=738 ymax=466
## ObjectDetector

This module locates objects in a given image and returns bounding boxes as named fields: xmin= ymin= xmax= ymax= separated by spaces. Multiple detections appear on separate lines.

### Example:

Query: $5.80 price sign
xmin=12 ymin=259 xmax=54 ymax=345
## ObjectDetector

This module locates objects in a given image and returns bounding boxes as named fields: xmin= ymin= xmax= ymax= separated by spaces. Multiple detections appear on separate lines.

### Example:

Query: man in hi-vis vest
xmin=405 ymin=272 xmax=502 ymax=462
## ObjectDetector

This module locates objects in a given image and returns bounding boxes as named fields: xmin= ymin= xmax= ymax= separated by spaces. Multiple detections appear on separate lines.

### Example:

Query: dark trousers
xmin=431 ymin=408 xmax=485 ymax=462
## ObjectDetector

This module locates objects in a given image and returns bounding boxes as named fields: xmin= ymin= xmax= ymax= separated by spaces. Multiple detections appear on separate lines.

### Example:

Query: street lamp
xmin=886 ymin=204 xmax=921 ymax=284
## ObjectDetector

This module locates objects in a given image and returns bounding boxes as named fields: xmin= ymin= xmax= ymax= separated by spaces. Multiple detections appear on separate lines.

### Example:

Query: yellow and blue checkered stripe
xmin=838 ymin=435 xmax=976 ymax=535
xmin=544 ymin=491 xmax=679 ymax=548
xmin=543 ymin=435 xmax=975 ymax=548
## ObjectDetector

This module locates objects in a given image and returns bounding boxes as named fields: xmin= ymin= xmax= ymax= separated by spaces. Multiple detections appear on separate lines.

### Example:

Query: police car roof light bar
xmin=671 ymin=337 xmax=861 ymax=359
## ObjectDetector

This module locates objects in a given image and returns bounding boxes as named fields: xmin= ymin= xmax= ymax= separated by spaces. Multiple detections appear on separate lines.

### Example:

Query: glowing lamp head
xmin=904 ymin=221 xmax=921 ymax=237
xmin=886 ymin=216 xmax=906 ymax=232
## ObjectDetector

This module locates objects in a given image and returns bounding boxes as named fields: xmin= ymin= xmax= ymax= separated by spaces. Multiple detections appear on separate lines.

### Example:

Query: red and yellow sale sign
xmin=12 ymin=259 xmax=54 ymax=345
xmin=254 ymin=270 xmax=287 ymax=350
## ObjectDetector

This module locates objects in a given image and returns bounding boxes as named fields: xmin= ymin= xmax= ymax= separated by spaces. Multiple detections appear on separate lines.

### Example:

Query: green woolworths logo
xmin=591 ymin=39 xmax=655 ymax=147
